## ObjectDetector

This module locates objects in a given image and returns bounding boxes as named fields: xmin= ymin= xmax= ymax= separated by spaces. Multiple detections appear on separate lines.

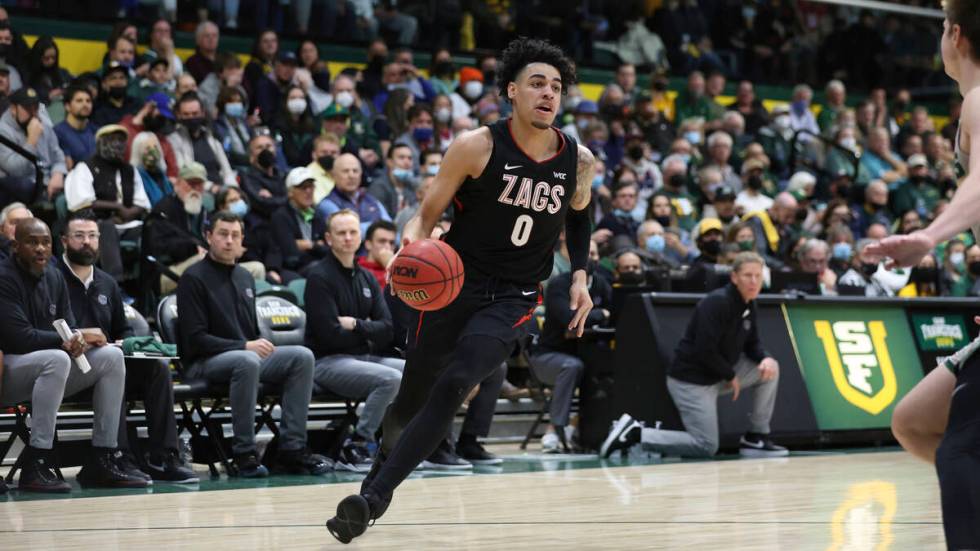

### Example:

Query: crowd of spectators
xmin=0 ymin=0 xmax=970 ymax=492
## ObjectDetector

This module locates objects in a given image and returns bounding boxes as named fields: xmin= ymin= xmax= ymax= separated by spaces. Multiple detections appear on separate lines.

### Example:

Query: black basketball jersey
xmin=445 ymin=118 xmax=579 ymax=286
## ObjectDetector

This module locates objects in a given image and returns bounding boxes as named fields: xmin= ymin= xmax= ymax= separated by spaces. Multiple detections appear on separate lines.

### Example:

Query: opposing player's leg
xmin=892 ymin=343 xmax=971 ymax=462
xmin=935 ymin=355 xmax=980 ymax=549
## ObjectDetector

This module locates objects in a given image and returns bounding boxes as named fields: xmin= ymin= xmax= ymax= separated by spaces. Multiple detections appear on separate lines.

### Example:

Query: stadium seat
xmin=287 ymin=278 xmax=307 ymax=308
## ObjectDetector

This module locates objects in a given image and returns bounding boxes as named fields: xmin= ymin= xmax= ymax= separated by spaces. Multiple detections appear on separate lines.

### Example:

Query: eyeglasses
xmin=68 ymin=232 xmax=100 ymax=242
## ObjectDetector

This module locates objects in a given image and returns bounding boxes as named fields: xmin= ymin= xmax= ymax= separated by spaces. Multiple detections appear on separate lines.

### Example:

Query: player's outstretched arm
xmin=869 ymin=89 xmax=980 ymax=267
xmin=567 ymin=144 xmax=596 ymax=337
xmin=401 ymin=127 xmax=493 ymax=245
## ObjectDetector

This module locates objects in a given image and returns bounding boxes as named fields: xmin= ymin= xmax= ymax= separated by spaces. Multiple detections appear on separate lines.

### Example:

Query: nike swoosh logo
xmin=522 ymin=290 xmax=537 ymax=296
xmin=504 ymin=163 xmax=523 ymax=170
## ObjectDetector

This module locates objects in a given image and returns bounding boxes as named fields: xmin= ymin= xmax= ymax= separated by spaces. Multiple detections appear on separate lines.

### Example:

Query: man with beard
xmin=167 ymin=93 xmax=237 ymax=190
xmin=0 ymin=87 xmax=67 ymax=205
xmin=57 ymin=210 xmax=197 ymax=483
xmin=144 ymin=162 xmax=210 ymax=295
xmin=0 ymin=218 xmax=147 ymax=492
xmin=54 ymin=87 xmax=96 ymax=171
xmin=90 ymin=62 xmax=141 ymax=128
xmin=64 ymin=125 xmax=149 ymax=281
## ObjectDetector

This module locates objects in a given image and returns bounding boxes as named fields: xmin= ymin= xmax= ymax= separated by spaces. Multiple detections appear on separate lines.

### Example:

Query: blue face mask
xmin=832 ymin=242 xmax=852 ymax=260
xmin=425 ymin=164 xmax=439 ymax=176
xmin=392 ymin=167 xmax=415 ymax=181
xmin=613 ymin=208 xmax=631 ymax=218
xmin=224 ymin=102 xmax=245 ymax=119
xmin=412 ymin=126 xmax=434 ymax=143
xmin=684 ymin=131 xmax=701 ymax=145
xmin=792 ymin=100 xmax=808 ymax=115
xmin=592 ymin=174 xmax=604 ymax=189
xmin=228 ymin=199 xmax=249 ymax=217
xmin=646 ymin=234 xmax=666 ymax=254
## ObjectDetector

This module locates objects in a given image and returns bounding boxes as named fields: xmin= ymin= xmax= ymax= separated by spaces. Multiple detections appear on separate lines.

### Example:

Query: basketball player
xmin=866 ymin=3 xmax=980 ymax=547
xmin=326 ymin=37 xmax=595 ymax=543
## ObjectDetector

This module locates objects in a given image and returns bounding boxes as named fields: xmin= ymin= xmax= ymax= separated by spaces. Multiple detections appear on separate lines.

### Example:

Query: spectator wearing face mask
xmin=273 ymin=85 xmax=316 ymax=168
xmin=890 ymin=154 xmax=940 ymax=219
xmin=757 ymin=104 xmax=795 ymax=180
xmin=213 ymin=86 xmax=255 ymax=169
xmin=167 ymin=93 xmax=237 ymax=189
xmin=562 ymin=100 xmax=598 ymax=144
xmin=307 ymin=133 xmax=340 ymax=204
xmin=91 ymin=62 xmax=140 ymax=128
xmin=129 ymin=131 xmax=172 ymax=208
xmin=838 ymin=239 xmax=910 ymax=297
xmin=621 ymin=131 xmax=663 ymax=200
xmin=637 ymin=219 xmax=681 ymax=268
xmin=788 ymin=84 xmax=819 ymax=140
xmin=394 ymin=104 xmax=435 ymax=171
xmin=735 ymin=158 xmax=774 ymax=215
xmin=594 ymin=180 xmax=641 ymax=252
xmin=898 ymin=253 xmax=940 ymax=297
xmin=65 ymin=125 xmax=150 ymax=280
xmin=658 ymin=159 xmax=700 ymax=233
xmin=614 ymin=249 xmax=646 ymax=286
xmin=120 ymin=92 xmax=179 ymax=182
xmin=369 ymin=143 xmax=418 ymax=218
xmin=239 ymin=134 xmax=288 ymax=223
xmin=825 ymin=223 xmax=855 ymax=278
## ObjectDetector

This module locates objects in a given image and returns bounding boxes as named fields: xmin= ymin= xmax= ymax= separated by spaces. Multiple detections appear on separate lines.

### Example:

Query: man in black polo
xmin=177 ymin=210 xmax=328 ymax=477
xmin=602 ymin=252 xmax=788 ymax=459
xmin=58 ymin=209 xmax=197 ymax=483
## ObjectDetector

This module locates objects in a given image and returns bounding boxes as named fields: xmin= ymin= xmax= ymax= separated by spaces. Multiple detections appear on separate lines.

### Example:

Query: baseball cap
xmin=0 ymin=61 xmax=11 ymax=75
xmin=459 ymin=67 xmax=484 ymax=85
xmin=908 ymin=153 xmax=928 ymax=168
xmin=713 ymin=185 xmax=736 ymax=201
xmin=321 ymin=102 xmax=350 ymax=119
xmin=9 ymin=87 xmax=40 ymax=108
xmin=94 ymin=124 xmax=129 ymax=140
xmin=147 ymin=91 xmax=175 ymax=120
xmin=695 ymin=217 xmax=724 ymax=238
xmin=102 ymin=60 xmax=130 ymax=80
xmin=276 ymin=51 xmax=299 ymax=65
xmin=576 ymin=100 xmax=598 ymax=115
xmin=149 ymin=57 xmax=169 ymax=70
xmin=179 ymin=162 xmax=208 ymax=182
xmin=286 ymin=166 xmax=316 ymax=188
xmin=770 ymin=103 xmax=790 ymax=116
xmin=741 ymin=157 xmax=767 ymax=175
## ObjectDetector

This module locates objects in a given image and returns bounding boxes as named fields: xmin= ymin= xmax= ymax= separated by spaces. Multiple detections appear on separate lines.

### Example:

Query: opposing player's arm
xmin=401 ymin=127 xmax=493 ymax=245
xmin=921 ymin=88 xmax=980 ymax=246
xmin=570 ymin=144 xmax=595 ymax=211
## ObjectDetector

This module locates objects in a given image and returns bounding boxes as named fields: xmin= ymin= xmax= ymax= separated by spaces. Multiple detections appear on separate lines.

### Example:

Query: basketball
xmin=390 ymin=239 xmax=465 ymax=311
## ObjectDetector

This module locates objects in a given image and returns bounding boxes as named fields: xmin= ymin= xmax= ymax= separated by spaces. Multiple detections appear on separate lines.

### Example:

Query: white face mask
xmin=183 ymin=192 xmax=203 ymax=216
xmin=287 ymin=98 xmax=307 ymax=116
xmin=839 ymin=137 xmax=857 ymax=150
xmin=334 ymin=91 xmax=355 ymax=108
xmin=435 ymin=107 xmax=452 ymax=123
xmin=774 ymin=115 xmax=791 ymax=131
xmin=463 ymin=80 xmax=483 ymax=100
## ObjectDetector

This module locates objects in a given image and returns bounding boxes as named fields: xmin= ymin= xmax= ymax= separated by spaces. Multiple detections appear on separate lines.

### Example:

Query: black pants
xmin=116 ymin=359 xmax=179 ymax=456
xmin=97 ymin=220 xmax=141 ymax=281
xmin=936 ymin=353 xmax=980 ymax=550
xmin=460 ymin=363 xmax=507 ymax=439
xmin=368 ymin=277 xmax=537 ymax=499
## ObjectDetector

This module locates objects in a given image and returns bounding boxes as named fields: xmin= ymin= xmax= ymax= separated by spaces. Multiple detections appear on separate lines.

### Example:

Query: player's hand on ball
xmin=568 ymin=273 xmax=593 ymax=338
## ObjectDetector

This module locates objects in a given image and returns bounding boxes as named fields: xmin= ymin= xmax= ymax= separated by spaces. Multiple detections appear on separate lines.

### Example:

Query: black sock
xmin=744 ymin=432 xmax=767 ymax=442
xmin=457 ymin=433 xmax=477 ymax=446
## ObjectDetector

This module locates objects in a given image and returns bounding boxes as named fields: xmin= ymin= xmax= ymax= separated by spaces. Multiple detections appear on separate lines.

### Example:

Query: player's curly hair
xmin=498 ymin=37 xmax=577 ymax=102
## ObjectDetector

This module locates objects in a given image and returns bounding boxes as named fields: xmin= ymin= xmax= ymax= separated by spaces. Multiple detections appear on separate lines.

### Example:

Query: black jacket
xmin=538 ymin=272 xmax=612 ymax=355
xmin=176 ymin=255 xmax=259 ymax=365
xmin=240 ymin=166 xmax=288 ymax=220
xmin=270 ymin=203 xmax=328 ymax=272
xmin=304 ymin=253 xmax=393 ymax=358
xmin=56 ymin=258 xmax=132 ymax=342
xmin=144 ymin=193 xmax=208 ymax=266
xmin=0 ymin=256 xmax=76 ymax=354
xmin=670 ymin=283 xmax=769 ymax=385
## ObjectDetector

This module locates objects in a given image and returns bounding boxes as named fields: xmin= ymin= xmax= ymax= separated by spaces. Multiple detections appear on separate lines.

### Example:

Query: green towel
xmin=122 ymin=336 xmax=177 ymax=357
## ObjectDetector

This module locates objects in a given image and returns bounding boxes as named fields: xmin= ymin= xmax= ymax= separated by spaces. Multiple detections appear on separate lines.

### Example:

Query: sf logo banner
xmin=813 ymin=321 xmax=897 ymax=416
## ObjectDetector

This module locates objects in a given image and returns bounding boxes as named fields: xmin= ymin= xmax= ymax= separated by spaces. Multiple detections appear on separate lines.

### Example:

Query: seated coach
xmin=176 ymin=210 xmax=329 ymax=477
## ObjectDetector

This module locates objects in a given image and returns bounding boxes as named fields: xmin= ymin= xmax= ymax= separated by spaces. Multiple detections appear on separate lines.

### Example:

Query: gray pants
xmin=314 ymin=355 xmax=405 ymax=441
xmin=641 ymin=356 xmax=778 ymax=458
xmin=0 ymin=346 xmax=126 ymax=449
xmin=187 ymin=346 xmax=314 ymax=455
xmin=530 ymin=351 xmax=585 ymax=427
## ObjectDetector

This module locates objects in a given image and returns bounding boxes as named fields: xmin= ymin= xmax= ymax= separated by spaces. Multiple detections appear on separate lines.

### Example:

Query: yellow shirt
xmin=307 ymin=161 xmax=335 ymax=205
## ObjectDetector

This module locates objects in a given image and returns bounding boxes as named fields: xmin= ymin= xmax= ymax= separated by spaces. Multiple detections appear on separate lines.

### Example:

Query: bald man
xmin=0 ymin=218 xmax=146 ymax=492
xmin=741 ymin=192 xmax=798 ymax=270
xmin=313 ymin=153 xmax=392 ymax=239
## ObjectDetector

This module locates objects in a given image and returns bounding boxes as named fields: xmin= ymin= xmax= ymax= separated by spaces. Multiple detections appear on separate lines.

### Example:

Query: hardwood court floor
xmin=0 ymin=448 xmax=945 ymax=550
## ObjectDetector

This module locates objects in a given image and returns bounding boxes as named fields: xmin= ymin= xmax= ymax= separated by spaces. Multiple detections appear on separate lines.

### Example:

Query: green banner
xmin=785 ymin=305 xmax=923 ymax=430
xmin=910 ymin=314 xmax=968 ymax=351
